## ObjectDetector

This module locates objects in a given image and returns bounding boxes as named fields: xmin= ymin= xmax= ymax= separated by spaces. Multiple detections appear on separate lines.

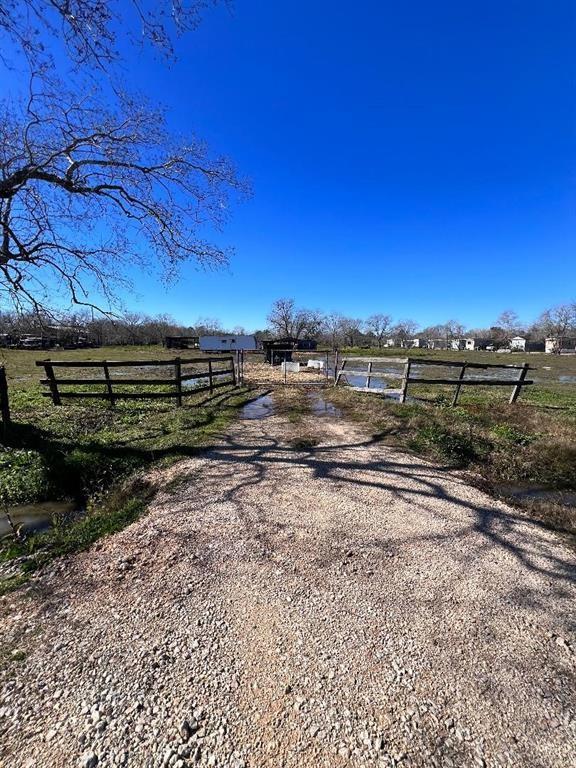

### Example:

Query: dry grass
xmin=324 ymin=385 xmax=576 ymax=535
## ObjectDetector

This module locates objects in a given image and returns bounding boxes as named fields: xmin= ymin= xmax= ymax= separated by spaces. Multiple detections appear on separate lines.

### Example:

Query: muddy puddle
xmin=240 ymin=394 xmax=275 ymax=420
xmin=1 ymin=500 xmax=78 ymax=538
xmin=240 ymin=390 xmax=342 ymax=421
xmin=307 ymin=390 xmax=342 ymax=417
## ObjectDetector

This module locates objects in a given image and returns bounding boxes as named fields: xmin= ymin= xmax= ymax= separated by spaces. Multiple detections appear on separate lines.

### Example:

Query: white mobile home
xmin=510 ymin=336 xmax=527 ymax=351
xmin=427 ymin=338 xmax=449 ymax=350
xmin=464 ymin=338 xmax=493 ymax=351
xmin=199 ymin=335 xmax=258 ymax=351
xmin=545 ymin=337 xmax=576 ymax=354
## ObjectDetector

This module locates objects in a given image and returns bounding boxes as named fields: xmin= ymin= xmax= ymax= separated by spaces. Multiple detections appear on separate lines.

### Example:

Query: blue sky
xmin=43 ymin=2 xmax=576 ymax=328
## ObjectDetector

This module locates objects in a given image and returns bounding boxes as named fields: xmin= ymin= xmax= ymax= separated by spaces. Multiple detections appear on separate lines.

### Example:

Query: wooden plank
xmin=409 ymin=358 xmax=532 ymax=370
xmin=36 ymin=359 xmax=175 ymax=368
xmin=41 ymin=391 xmax=181 ymax=400
xmin=400 ymin=359 xmax=411 ymax=403
xmin=175 ymin=357 xmax=182 ymax=407
xmin=365 ymin=361 xmax=373 ymax=389
xmin=339 ymin=356 xmax=408 ymax=364
xmin=180 ymin=369 xmax=234 ymax=382
xmin=35 ymin=356 xmax=234 ymax=368
xmin=407 ymin=377 xmax=534 ymax=386
xmin=451 ymin=362 xmax=467 ymax=406
xmin=332 ymin=369 xmax=400 ymax=379
xmin=40 ymin=377 xmax=178 ymax=386
xmin=103 ymin=362 xmax=115 ymax=406
xmin=509 ymin=363 xmax=529 ymax=404
xmin=44 ymin=362 xmax=61 ymax=405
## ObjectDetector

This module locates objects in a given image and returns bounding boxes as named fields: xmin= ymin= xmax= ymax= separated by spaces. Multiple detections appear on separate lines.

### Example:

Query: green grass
xmin=325 ymin=381 xmax=576 ymax=535
xmin=0 ymin=346 xmax=257 ymax=588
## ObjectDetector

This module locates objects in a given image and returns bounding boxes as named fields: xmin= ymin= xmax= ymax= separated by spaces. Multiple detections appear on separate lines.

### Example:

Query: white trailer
xmin=199 ymin=335 xmax=258 ymax=351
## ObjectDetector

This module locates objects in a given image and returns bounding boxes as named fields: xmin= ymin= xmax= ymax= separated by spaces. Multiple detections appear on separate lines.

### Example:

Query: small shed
xmin=262 ymin=337 xmax=296 ymax=365
xmin=297 ymin=339 xmax=317 ymax=351
xmin=165 ymin=335 xmax=199 ymax=350
xmin=199 ymin=335 xmax=258 ymax=352
xmin=545 ymin=337 xmax=576 ymax=354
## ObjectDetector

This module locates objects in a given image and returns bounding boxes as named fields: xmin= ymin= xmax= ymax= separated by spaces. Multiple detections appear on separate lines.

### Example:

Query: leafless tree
xmin=364 ymin=313 xmax=392 ymax=348
xmin=338 ymin=316 xmax=364 ymax=347
xmin=392 ymin=318 xmax=418 ymax=343
xmin=0 ymin=0 xmax=226 ymax=71
xmin=0 ymin=82 xmax=246 ymax=314
xmin=442 ymin=319 xmax=465 ymax=339
xmin=267 ymin=298 xmax=321 ymax=340
xmin=0 ymin=1 xmax=243 ymax=316
xmin=321 ymin=312 xmax=344 ymax=350
xmin=535 ymin=303 xmax=576 ymax=337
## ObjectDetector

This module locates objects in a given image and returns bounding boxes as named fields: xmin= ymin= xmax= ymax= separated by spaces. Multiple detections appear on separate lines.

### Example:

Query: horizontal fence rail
xmin=36 ymin=356 xmax=236 ymax=406
xmin=335 ymin=357 xmax=534 ymax=405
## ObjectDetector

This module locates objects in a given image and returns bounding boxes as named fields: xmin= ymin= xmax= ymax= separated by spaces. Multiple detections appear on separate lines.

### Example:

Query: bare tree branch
xmin=0 ymin=80 xmax=248 ymax=314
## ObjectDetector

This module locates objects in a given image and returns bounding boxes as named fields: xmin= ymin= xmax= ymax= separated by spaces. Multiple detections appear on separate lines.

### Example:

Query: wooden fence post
xmin=509 ymin=362 xmax=529 ymax=404
xmin=0 ymin=366 xmax=10 ymax=439
xmin=334 ymin=350 xmax=340 ymax=385
xmin=231 ymin=355 xmax=237 ymax=386
xmin=365 ymin=361 xmax=373 ymax=390
xmin=175 ymin=357 xmax=182 ymax=406
xmin=451 ymin=361 xmax=467 ymax=406
xmin=400 ymin=358 xmax=411 ymax=403
xmin=44 ymin=361 xmax=61 ymax=405
xmin=103 ymin=362 xmax=115 ymax=406
xmin=208 ymin=360 xmax=214 ymax=394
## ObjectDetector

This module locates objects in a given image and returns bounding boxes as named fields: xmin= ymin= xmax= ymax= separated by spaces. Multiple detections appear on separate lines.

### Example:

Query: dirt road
xmin=1 ymin=391 xmax=574 ymax=768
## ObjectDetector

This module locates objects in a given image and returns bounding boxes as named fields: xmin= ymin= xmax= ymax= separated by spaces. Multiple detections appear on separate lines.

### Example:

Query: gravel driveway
xmin=1 ymin=391 xmax=575 ymax=768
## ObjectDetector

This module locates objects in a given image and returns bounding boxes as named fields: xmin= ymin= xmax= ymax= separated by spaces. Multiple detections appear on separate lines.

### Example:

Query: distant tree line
xmin=1 ymin=299 xmax=574 ymax=349
xmin=266 ymin=299 xmax=576 ymax=349
xmin=0 ymin=311 xmax=239 ymax=347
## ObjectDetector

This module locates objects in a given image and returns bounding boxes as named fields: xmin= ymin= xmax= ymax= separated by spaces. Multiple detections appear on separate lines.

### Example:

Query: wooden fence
xmin=335 ymin=357 xmax=534 ymax=405
xmin=0 ymin=366 xmax=10 ymax=437
xmin=36 ymin=356 xmax=236 ymax=406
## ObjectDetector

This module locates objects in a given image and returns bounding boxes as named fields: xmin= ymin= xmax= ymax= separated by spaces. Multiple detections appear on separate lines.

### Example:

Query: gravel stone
xmin=0 ymin=392 xmax=574 ymax=767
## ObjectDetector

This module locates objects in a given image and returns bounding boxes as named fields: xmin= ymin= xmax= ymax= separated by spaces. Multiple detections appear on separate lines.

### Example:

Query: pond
xmin=0 ymin=500 xmax=78 ymax=538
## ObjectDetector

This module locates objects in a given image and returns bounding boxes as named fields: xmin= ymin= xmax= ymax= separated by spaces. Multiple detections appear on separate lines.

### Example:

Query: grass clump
xmin=325 ymin=383 xmax=576 ymax=533
xmin=0 ymin=370 xmax=258 ymax=589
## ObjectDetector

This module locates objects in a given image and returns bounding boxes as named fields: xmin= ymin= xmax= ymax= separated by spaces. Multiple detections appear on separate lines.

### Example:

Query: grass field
xmin=0 ymin=346 xmax=257 ymax=590
xmin=0 ymin=345 xmax=574 ymax=591
xmin=325 ymin=347 xmax=576 ymax=536
xmin=338 ymin=346 xmax=576 ymax=409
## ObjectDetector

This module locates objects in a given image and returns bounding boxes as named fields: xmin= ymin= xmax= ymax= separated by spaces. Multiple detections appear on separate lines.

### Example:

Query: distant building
xmin=260 ymin=337 xmax=317 ymax=364
xmin=450 ymin=338 xmax=466 ymax=351
xmin=510 ymin=336 xmax=527 ymax=351
xmin=464 ymin=337 xmax=494 ymax=351
xmin=164 ymin=335 xmax=199 ymax=350
xmin=510 ymin=336 xmax=545 ymax=353
xmin=296 ymin=339 xmax=317 ymax=351
xmin=199 ymin=335 xmax=258 ymax=351
xmin=545 ymin=337 xmax=576 ymax=354
xmin=427 ymin=338 xmax=449 ymax=350
xmin=384 ymin=338 xmax=397 ymax=347
xmin=404 ymin=338 xmax=425 ymax=349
